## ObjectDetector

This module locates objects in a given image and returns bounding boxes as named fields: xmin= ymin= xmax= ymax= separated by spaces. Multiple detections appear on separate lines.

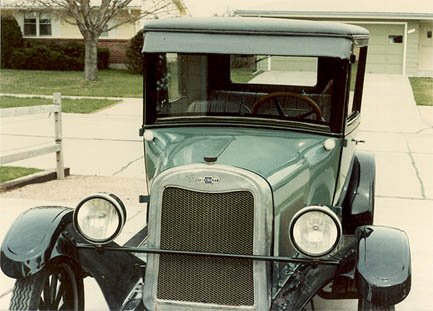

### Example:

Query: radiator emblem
xmin=197 ymin=176 xmax=220 ymax=185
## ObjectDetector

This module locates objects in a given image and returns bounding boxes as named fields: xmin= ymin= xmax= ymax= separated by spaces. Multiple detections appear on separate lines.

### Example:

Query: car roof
xmin=142 ymin=17 xmax=369 ymax=38
xmin=142 ymin=17 xmax=369 ymax=59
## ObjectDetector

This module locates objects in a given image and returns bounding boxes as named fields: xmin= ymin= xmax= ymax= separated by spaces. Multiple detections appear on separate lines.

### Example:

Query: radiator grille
xmin=157 ymin=187 xmax=255 ymax=306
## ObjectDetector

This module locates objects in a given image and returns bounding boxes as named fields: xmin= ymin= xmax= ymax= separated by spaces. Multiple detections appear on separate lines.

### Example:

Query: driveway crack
xmin=406 ymin=140 xmax=427 ymax=199
xmin=113 ymin=155 xmax=144 ymax=176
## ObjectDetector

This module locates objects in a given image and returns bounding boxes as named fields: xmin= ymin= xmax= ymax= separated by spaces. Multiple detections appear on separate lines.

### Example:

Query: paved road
xmin=0 ymin=74 xmax=432 ymax=310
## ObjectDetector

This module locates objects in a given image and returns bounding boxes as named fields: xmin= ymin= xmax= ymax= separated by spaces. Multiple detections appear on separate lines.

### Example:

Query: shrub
xmin=63 ymin=42 xmax=84 ymax=58
xmin=126 ymin=30 xmax=144 ymax=74
xmin=8 ymin=48 xmax=30 ymax=69
xmin=1 ymin=15 xmax=24 ymax=68
xmin=230 ymin=55 xmax=255 ymax=69
xmin=7 ymin=41 xmax=110 ymax=71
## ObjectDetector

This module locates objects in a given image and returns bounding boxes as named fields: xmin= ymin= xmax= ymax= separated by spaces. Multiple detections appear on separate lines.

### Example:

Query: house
xmin=1 ymin=0 xmax=189 ymax=68
xmin=235 ymin=1 xmax=433 ymax=76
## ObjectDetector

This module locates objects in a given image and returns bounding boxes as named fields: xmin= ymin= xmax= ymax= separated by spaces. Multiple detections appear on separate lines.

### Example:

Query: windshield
xmin=148 ymin=53 xmax=340 ymax=127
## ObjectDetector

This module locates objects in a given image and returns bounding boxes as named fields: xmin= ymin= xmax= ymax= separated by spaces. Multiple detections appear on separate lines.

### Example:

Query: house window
xmin=24 ymin=12 xmax=51 ymax=36
xmin=39 ymin=13 xmax=52 ymax=35
xmin=101 ymin=24 xmax=109 ymax=37
xmin=388 ymin=35 xmax=403 ymax=44
xmin=24 ymin=12 xmax=37 ymax=36
xmin=428 ymin=31 xmax=432 ymax=39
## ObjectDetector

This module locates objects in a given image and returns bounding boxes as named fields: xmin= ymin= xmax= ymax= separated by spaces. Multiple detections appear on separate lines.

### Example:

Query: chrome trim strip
xmin=142 ymin=164 xmax=273 ymax=311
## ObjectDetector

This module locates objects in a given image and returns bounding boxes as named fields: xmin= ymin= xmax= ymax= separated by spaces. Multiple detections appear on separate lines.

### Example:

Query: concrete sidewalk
xmin=0 ymin=97 xmax=145 ymax=176
xmin=0 ymin=74 xmax=432 ymax=310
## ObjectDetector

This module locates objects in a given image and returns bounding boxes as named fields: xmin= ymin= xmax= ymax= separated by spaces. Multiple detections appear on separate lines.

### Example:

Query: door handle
xmin=352 ymin=139 xmax=366 ymax=145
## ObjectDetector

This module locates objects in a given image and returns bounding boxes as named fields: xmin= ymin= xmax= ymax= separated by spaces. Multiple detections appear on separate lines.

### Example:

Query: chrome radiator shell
xmin=143 ymin=164 xmax=273 ymax=311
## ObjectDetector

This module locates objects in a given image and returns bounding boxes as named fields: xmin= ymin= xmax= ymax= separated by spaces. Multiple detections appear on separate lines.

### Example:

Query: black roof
xmin=143 ymin=17 xmax=369 ymax=38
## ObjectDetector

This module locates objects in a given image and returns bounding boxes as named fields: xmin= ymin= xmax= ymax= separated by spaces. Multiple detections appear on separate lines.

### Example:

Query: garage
xmin=263 ymin=23 xmax=406 ymax=75
xmin=236 ymin=3 xmax=433 ymax=76
xmin=353 ymin=23 xmax=405 ymax=74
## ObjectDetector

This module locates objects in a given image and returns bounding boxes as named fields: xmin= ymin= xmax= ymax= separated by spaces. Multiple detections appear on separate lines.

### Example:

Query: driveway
xmin=315 ymin=74 xmax=433 ymax=311
xmin=0 ymin=74 xmax=432 ymax=310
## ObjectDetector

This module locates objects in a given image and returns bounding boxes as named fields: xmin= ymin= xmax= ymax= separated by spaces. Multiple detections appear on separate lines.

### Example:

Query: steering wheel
xmin=252 ymin=92 xmax=322 ymax=121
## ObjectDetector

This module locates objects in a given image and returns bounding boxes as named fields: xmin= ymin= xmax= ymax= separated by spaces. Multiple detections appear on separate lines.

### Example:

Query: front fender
xmin=1 ymin=206 xmax=73 ymax=278
xmin=355 ymin=225 xmax=411 ymax=306
xmin=343 ymin=151 xmax=375 ymax=234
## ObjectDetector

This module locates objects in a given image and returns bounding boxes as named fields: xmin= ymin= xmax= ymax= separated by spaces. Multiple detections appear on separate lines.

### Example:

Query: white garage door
xmin=355 ymin=24 xmax=405 ymax=74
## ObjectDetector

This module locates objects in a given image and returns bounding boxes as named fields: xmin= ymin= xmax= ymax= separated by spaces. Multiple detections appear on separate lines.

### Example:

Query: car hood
xmin=145 ymin=126 xmax=342 ymax=205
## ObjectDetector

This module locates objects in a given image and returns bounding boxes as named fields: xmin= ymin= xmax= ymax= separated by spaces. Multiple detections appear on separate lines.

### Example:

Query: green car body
xmin=145 ymin=126 xmax=342 ymax=224
xmin=1 ymin=17 xmax=411 ymax=311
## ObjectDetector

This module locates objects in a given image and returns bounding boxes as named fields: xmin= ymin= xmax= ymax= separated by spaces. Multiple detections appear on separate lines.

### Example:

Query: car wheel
xmin=358 ymin=298 xmax=395 ymax=311
xmin=9 ymin=261 xmax=84 ymax=310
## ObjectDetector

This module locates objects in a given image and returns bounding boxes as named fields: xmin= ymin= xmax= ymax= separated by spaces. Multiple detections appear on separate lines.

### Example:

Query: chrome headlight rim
xmin=289 ymin=205 xmax=342 ymax=258
xmin=73 ymin=192 xmax=127 ymax=244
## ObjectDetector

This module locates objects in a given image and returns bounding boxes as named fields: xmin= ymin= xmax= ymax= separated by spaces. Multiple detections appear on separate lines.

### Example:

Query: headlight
xmin=73 ymin=193 xmax=126 ymax=244
xmin=289 ymin=206 xmax=342 ymax=257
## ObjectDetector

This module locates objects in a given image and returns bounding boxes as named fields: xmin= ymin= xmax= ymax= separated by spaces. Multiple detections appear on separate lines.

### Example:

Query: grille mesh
xmin=157 ymin=187 xmax=255 ymax=306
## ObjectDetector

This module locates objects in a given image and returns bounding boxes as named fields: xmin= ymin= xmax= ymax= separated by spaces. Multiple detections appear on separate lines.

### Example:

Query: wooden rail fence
xmin=0 ymin=93 xmax=65 ymax=179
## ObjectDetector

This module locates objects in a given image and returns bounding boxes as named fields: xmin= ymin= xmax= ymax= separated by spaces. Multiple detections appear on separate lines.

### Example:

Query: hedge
xmin=8 ymin=41 xmax=110 ymax=71
xmin=1 ymin=15 xmax=24 ymax=68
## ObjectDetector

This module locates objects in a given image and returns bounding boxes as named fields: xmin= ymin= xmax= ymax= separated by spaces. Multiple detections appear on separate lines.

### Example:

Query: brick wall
xmin=98 ymin=39 xmax=130 ymax=64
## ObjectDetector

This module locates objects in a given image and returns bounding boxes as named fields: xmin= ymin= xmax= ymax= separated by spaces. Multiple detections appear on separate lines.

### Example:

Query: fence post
xmin=53 ymin=93 xmax=65 ymax=179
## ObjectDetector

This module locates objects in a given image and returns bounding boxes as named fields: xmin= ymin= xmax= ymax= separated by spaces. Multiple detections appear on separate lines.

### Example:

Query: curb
xmin=0 ymin=168 xmax=70 ymax=193
xmin=0 ymin=93 xmax=139 ymax=101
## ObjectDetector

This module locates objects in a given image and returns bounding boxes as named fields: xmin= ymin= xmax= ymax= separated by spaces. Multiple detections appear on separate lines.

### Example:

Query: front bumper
xmin=76 ymin=242 xmax=352 ymax=311
xmin=72 ymin=225 xmax=410 ymax=311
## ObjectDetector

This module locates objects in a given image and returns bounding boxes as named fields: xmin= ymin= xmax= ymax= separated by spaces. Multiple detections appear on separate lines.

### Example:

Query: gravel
xmin=0 ymin=175 xmax=147 ymax=207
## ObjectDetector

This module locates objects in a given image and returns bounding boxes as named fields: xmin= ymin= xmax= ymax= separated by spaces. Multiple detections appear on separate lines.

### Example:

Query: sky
xmin=183 ymin=0 xmax=433 ymax=17
xmin=184 ymin=0 xmax=259 ymax=16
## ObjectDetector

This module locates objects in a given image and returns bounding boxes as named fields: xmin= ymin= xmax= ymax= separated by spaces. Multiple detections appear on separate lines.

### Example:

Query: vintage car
xmin=1 ymin=17 xmax=411 ymax=311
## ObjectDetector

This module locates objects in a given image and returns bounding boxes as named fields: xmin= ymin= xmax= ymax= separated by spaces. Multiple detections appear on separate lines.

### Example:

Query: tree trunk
xmin=84 ymin=37 xmax=98 ymax=81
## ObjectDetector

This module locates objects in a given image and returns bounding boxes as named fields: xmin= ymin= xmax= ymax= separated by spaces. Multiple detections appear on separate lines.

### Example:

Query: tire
xmin=358 ymin=298 xmax=395 ymax=311
xmin=10 ymin=261 xmax=84 ymax=310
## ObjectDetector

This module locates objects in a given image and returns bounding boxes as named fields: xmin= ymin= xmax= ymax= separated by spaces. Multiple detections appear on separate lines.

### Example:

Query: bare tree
xmin=15 ymin=0 xmax=181 ymax=80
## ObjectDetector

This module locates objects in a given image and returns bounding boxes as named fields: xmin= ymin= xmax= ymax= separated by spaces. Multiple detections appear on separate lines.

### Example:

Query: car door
xmin=334 ymin=46 xmax=368 ymax=204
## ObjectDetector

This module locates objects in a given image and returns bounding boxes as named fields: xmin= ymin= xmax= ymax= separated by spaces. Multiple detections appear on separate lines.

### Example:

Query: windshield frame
xmin=143 ymin=52 xmax=351 ymax=134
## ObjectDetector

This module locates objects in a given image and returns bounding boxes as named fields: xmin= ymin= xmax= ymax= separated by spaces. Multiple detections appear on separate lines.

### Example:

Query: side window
xmin=347 ymin=46 xmax=367 ymax=120
xmin=154 ymin=53 xmax=183 ymax=114
xmin=167 ymin=53 xmax=180 ymax=100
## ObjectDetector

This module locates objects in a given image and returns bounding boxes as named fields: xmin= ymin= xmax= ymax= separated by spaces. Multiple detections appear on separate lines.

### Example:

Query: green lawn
xmin=0 ymin=96 xmax=119 ymax=113
xmin=409 ymin=77 xmax=433 ymax=106
xmin=0 ymin=69 xmax=143 ymax=98
xmin=231 ymin=67 xmax=261 ymax=83
xmin=0 ymin=166 xmax=42 ymax=183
